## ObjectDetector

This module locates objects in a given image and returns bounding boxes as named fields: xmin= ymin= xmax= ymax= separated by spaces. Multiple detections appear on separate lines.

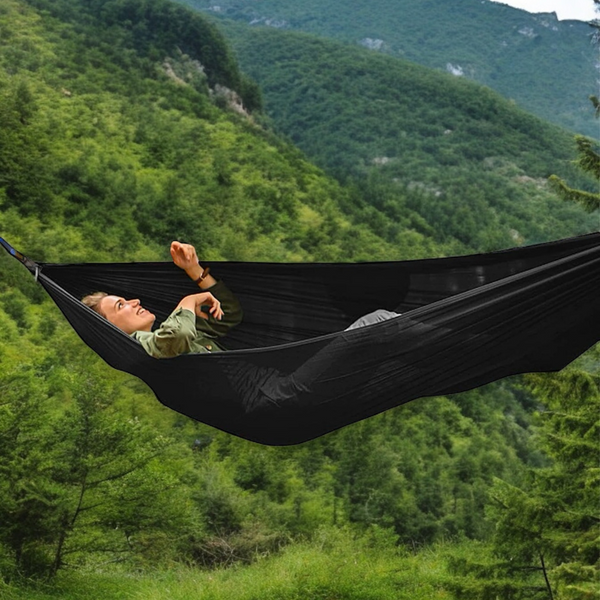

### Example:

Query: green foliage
xmin=25 ymin=0 xmax=257 ymax=108
xmin=193 ymin=21 xmax=598 ymax=251
xmin=0 ymin=0 xmax=415 ymax=264
xmin=548 ymin=173 xmax=600 ymax=212
xmin=178 ymin=0 xmax=598 ymax=138
xmin=0 ymin=0 xmax=597 ymax=595
xmin=549 ymin=134 xmax=600 ymax=212
xmin=185 ymin=383 xmax=537 ymax=556
xmin=445 ymin=542 xmax=541 ymax=600
xmin=446 ymin=359 xmax=600 ymax=599
xmin=0 ymin=333 xmax=198 ymax=579
xmin=574 ymin=135 xmax=600 ymax=179
xmin=547 ymin=93 xmax=599 ymax=212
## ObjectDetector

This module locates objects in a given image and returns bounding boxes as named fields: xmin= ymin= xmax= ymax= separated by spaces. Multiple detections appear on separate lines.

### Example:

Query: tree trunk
xmin=539 ymin=552 xmax=554 ymax=600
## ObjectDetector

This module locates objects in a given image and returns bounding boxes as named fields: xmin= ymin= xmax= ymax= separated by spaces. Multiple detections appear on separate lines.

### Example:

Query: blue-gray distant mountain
xmin=179 ymin=0 xmax=598 ymax=137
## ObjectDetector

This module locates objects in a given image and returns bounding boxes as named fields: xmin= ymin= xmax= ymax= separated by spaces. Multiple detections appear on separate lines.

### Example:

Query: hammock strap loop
xmin=0 ymin=236 xmax=40 ymax=275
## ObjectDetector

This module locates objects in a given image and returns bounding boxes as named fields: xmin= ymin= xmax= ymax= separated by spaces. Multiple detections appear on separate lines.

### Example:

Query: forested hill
xmin=178 ymin=0 xmax=598 ymax=138
xmin=27 ymin=0 xmax=262 ymax=110
xmin=2 ymin=0 xmax=434 ymax=265
xmin=0 ymin=0 xmax=598 ymax=596
xmin=176 ymin=19 xmax=597 ymax=251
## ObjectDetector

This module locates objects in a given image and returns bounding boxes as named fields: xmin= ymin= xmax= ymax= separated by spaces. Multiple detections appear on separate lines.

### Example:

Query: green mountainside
xmin=2 ymin=0 xmax=430 ymax=264
xmin=178 ymin=0 xmax=599 ymax=138
xmin=0 ymin=0 xmax=597 ymax=596
xmin=177 ymin=19 xmax=597 ymax=251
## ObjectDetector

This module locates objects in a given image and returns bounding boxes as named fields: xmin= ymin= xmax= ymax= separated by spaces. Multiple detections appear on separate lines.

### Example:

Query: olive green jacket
xmin=131 ymin=281 xmax=242 ymax=358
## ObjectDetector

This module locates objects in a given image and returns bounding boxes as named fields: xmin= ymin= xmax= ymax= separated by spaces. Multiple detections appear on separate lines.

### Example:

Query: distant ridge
xmin=178 ymin=0 xmax=598 ymax=138
xmin=182 ymin=21 xmax=598 ymax=250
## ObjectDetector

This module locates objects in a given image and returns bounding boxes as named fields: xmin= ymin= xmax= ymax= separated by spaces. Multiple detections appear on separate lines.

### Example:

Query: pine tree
xmin=548 ymin=127 xmax=600 ymax=212
xmin=486 ymin=363 xmax=600 ymax=599
xmin=548 ymin=12 xmax=600 ymax=214
xmin=0 ymin=350 xmax=196 ymax=580
xmin=446 ymin=355 xmax=600 ymax=599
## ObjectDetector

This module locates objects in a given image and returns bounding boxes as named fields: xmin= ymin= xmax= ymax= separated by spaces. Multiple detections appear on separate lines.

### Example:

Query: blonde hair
xmin=82 ymin=292 xmax=109 ymax=317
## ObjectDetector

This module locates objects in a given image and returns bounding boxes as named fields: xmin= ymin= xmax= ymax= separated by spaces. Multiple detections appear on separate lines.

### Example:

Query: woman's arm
xmin=132 ymin=292 xmax=223 ymax=358
xmin=194 ymin=280 xmax=243 ymax=338
xmin=171 ymin=241 xmax=217 ymax=289
xmin=170 ymin=241 xmax=243 ymax=338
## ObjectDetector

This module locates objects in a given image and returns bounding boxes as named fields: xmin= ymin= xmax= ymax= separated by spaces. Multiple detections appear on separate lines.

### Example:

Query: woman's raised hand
xmin=171 ymin=240 xmax=217 ymax=289
xmin=170 ymin=241 xmax=199 ymax=273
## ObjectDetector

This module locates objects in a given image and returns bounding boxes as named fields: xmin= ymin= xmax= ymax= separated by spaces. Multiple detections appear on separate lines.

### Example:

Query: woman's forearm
xmin=170 ymin=241 xmax=218 ymax=289
xmin=175 ymin=295 xmax=198 ymax=314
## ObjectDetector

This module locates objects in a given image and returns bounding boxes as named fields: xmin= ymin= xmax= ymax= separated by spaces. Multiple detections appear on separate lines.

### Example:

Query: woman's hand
xmin=195 ymin=292 xmax=223 ymax=321
xmin=171 ymin=241 xmax=217 ymax=289
xmin=177 ymin=292 xmax=223 ymax=321
xmin=170 ymin=241 xmax=199 ymax=274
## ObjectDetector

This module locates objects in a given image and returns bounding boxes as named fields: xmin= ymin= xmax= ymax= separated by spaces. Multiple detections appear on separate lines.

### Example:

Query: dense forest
xmin=0 ymin=0 xmax=597 ymax=599
xmin=199 ymin=20 xmax=598 ymax=253
xmin=178 ymin=0 xmax=599 ymax=138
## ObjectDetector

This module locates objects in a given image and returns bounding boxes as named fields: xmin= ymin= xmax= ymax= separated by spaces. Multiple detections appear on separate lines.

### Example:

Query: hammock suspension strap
xmin=0 ymin=237 xmax=40 ymax=280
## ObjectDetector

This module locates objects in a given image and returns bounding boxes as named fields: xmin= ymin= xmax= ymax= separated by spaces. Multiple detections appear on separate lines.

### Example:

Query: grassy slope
xmin=0 ymin=533 xmax=466 ymax=600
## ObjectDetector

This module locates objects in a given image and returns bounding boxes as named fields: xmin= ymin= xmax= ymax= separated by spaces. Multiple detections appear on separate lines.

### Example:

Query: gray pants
xmin=254 ymin=309 xmax=402 ymax=409
xmin=345 ymin=309 xmax=400 ymax=331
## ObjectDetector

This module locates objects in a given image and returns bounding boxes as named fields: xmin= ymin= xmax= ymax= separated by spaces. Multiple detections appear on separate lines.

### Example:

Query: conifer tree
xmin=485 ymin=363 xmax=600 ymax=599
xmin=548 ymin=10 xmax=600 ymax=213
xmin=446 ymin=356 xmax=599 ymax=599
xmin=548 ymin=126 xmax=600 ymax=212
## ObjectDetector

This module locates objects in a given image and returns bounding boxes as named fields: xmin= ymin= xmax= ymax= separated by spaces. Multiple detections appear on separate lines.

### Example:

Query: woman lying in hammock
xmin=82 ymin=241 xmax=243 ymax=358
xmin=82 ymin=241 xmax=400 ymax=361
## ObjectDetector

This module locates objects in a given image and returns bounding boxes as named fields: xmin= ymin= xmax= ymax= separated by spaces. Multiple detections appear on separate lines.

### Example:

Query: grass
xmin=1 ymin=532 xmax=458 ymax=600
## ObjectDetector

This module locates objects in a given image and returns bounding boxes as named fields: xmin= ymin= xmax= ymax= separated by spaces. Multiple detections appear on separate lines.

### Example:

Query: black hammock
xmin=2 ymin=233 xmax=600 ymax=446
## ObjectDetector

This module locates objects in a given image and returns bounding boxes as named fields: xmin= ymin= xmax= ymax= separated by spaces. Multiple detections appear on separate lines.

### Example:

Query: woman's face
xmin=99 ymin=295 xmax=155 ymax=334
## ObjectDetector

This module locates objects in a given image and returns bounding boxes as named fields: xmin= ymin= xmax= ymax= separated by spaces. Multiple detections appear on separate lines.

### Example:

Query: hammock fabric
xmin=2 ymin=233 xmax=600 ymax=446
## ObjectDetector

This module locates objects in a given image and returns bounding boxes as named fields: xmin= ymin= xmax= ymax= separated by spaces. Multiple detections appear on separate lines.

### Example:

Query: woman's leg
xmin=255 ymin=310 xmax=402 ymax=407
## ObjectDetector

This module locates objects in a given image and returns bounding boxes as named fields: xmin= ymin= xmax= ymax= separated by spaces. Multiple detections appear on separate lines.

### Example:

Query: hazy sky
xmin=489 ymin=0 xmax=598 ymax=21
